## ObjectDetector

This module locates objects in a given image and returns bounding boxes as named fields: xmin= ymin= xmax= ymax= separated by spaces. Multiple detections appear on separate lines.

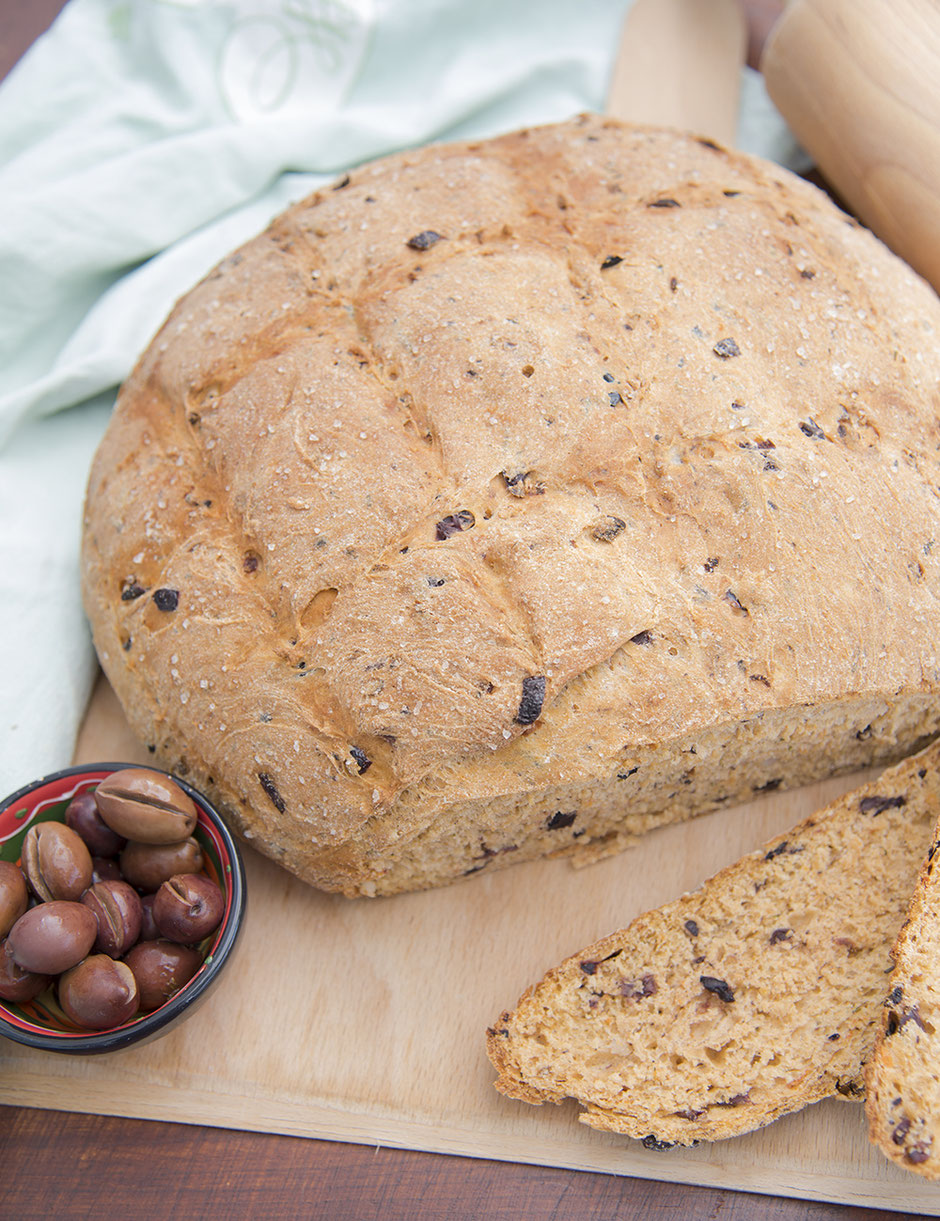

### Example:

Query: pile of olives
xmin=0 ymin=769 xmax=224 ymax=1031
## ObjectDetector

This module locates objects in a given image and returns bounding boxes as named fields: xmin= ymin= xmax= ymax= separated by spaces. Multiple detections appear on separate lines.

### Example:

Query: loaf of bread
xmin=81 ymin=115 xmax=940 ymax=896
xmin=487 ymin=742 xmax=940 ymax=1146
xmin=865 ymin=808 xmax=940 ymax=1176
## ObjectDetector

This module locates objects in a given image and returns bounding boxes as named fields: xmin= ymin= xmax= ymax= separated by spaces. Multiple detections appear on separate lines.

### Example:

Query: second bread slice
xmin=487 ymin=742 xmax=940 ymax=1146
xmin=866 ymin=783 xmax=940 ymax=1177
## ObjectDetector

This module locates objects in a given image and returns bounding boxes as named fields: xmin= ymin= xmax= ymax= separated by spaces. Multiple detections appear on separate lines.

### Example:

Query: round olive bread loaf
xmin=81 ymin=116 xmax=940 ymax=896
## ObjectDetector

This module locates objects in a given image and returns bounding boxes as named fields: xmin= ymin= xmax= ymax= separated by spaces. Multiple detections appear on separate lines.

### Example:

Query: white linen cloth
xmin=0 ymin=0 xmax=806 ymax=792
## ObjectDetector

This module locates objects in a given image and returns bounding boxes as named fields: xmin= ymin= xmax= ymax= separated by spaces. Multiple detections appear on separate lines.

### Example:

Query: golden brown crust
xmin=81 ymin=116 xmax=940 ymax=894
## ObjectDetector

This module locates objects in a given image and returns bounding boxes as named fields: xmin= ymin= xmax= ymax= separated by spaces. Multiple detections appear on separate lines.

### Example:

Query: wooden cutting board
xmin=0 ymin=672 xmax=937 ymax=1214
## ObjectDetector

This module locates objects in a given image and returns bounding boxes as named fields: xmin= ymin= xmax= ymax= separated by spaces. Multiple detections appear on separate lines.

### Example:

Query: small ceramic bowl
xmin=0 ymin=762 xmax=245 ymax=1054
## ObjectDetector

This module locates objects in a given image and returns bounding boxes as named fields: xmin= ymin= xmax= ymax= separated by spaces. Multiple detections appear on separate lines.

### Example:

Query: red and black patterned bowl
xmin=0 ymin=762 xmax=246 ymax=1054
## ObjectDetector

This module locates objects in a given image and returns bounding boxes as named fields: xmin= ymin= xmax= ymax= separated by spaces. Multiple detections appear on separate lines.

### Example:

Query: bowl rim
xmin=0 ymin=761 xmax=246 ymax=1054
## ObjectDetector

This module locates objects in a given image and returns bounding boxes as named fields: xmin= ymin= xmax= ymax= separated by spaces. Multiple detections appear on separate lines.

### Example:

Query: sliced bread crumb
xmin=487 ymin=742 xmax=940 ymax=1146
xmin=866 ymin=791 xmax=940 ymax=1178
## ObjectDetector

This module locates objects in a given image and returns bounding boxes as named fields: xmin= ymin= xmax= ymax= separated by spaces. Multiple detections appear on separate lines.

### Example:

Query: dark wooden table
xmin=0 ymin=3 xmax=925 ymax=1217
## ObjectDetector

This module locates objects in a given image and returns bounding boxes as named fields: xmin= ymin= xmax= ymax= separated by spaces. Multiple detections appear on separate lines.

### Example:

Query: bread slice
xmin=865 ymin=808 xmax=940 ymax=1177
xmin=487 ymin=742 xmax=940 ymax=1146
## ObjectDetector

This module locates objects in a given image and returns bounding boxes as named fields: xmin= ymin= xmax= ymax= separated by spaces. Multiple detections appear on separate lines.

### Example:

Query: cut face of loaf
xmin=326 ymin=691 xmax=940 ymax=894
xmin=487 ymin=742 xmax=940 ymax=1147
xmin=866 ymin=805 xmax=940 ymax=1176
xmin=80 ymin=115 xmax=940 ymax=895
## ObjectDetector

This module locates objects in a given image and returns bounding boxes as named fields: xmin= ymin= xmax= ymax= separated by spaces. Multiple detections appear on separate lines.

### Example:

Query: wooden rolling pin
xmin=762 ymin=0 xmax=940 ymax=293
xmin=607 ymin=0 xmax=745 ymax=142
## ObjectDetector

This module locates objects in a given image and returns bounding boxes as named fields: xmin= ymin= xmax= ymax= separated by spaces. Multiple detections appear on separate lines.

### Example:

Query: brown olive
xmin=91 ymin=857 xmax=122 ymax=885
xmin=22 ymin=821 xmax=93 ymax=903
xmin=58 ymin=955 xmax=139 ymax=1029
xmin=81 ymin=881 xmax=142 ymax=958
xmin=65 ymin=790 xmax=126 ymax=857
xmin=7 ymin=901 xmax=98 ymax=975
xmin=0 ymin=938 xmax=52 ymax=1003
xmin=95 ymin=769 xmax=197 ymax=844
xmin=139 ymin=894 xmax=159 ymax=942
xmin=119 ymin=837 xmax=204 ymax=891
xmin=0 ymin=861 xmax=29 ymax=938
xmin=123 ymin=940 xmax=202 ymax=1012
xmin=153 ymin=873 xmax=224 ymax=943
